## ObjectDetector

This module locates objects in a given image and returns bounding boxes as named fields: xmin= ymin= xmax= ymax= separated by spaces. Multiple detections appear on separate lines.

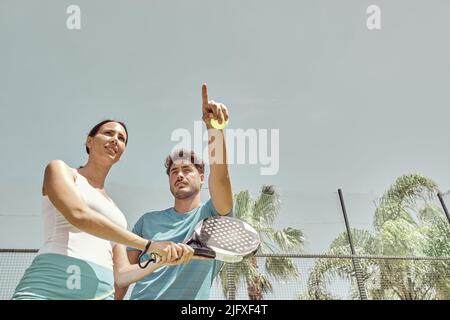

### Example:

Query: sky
xmin=1 ymin=0 xmax=450 ymax=258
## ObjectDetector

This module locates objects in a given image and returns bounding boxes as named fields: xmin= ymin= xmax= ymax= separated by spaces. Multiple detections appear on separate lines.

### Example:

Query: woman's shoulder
xmin=45 ymin=159 xmax=73 ymax=170
xmin=42 ymin=160 xmax=77 ymax=196
xmin=44 ymin=160 xmax=77 ymax=178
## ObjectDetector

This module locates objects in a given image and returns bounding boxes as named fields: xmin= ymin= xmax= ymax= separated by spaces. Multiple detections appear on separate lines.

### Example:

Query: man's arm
xmin=114 ymin=283 xmax=128 ymax=300
xmin=113 ymin=244 xmax=194 ymax=294
xmin=202 ymin=84 xmax=233 ymax=215
xmin=113 ymin=250 xmax=139 ymax=300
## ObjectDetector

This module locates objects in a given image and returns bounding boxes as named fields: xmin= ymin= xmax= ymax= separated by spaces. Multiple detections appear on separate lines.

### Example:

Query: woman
xmin=12 ymin=120 xmax=194 ymax=300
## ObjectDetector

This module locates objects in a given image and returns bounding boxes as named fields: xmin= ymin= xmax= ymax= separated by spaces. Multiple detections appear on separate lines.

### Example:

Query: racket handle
xmin=193 ymin=248 xmax=216 ymax=259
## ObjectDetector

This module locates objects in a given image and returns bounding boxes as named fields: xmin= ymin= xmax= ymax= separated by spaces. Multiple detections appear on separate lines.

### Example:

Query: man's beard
xmin=171 ymin=185 xmax=199 ymax=199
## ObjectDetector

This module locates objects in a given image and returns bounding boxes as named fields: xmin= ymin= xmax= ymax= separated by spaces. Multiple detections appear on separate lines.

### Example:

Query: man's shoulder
xmin=199 ymin=199 xmax=231 ymax=216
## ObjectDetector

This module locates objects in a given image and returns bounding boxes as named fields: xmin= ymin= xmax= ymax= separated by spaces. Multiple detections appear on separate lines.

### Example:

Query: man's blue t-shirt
xmin=127 ymin=199 xmax=229 ymax=300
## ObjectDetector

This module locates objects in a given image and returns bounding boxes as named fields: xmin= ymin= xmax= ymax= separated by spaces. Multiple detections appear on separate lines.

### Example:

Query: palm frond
xmin=374 ymin=173 xmax=439 ymax=230
xmin=260 ymin=227 xmax=304 ymax=252
xmin=378 ymin=219 xmax=427 ymax=256
xmin=234 ymin=190 xmax=253 ymax=220
xmin=382 ymin=173 xmax=438 ymax=205
xmin=252 ymin=185 xmax=281 ymax=226
xmin=265 ymin=257 xmax=300 ymax=280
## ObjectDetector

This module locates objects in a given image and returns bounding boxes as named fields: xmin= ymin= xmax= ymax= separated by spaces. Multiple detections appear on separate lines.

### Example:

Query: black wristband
xmin=144 ymin=240 xmax=152 ymax=253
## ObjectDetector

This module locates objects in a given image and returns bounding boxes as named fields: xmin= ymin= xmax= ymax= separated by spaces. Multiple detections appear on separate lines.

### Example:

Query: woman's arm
xmin=113 ymin=244 xmax=195 ymax=289
xmin=43 ymin=160 xmax=168 ymax=257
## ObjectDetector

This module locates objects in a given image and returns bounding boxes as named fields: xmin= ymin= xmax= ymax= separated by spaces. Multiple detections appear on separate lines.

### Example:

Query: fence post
xmin=437 ymin=192 xmax=450 ymax=225
xmin=338 ymin=189 xmax=368 ymax=300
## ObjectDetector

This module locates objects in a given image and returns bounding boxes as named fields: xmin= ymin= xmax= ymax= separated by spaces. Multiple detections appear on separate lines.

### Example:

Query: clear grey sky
xmin=1 ymin=0 xmax=450 ymax=255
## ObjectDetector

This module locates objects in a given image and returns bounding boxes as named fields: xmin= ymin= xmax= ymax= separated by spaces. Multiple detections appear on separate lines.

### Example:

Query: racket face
xmin=192 ymin=216 xmax=260 ymax=262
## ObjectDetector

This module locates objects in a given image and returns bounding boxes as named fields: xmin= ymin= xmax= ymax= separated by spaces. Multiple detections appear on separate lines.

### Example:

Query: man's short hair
xmin=165 ymin=149 xmax=205 ymax=175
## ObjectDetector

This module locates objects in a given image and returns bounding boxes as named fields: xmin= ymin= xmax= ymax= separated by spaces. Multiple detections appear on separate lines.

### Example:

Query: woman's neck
xmin=78 ymin=160 xmax=112 ymax=189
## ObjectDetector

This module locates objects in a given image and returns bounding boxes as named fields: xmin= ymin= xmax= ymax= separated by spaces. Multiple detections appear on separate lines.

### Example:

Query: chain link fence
xmin=1 ymin=250 xmax=449 ymax=300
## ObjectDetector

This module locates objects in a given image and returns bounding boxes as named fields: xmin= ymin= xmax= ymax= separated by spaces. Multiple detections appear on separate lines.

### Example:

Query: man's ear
xmin=200 ymin=173 xmax=205 ymax=184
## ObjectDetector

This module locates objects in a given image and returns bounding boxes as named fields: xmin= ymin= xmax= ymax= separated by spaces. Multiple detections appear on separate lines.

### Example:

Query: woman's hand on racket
xmin=147 ymin=241 xmax=186 ymax=263
xmin=161 ymin=243 xmax=195 ymax=266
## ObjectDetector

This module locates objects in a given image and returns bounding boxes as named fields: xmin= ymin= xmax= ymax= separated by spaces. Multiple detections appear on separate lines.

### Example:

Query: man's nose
xmin=175 ymin=172 xmax=183 ymax=182
xmin=176 ymin=172 xmax=184 ymax=179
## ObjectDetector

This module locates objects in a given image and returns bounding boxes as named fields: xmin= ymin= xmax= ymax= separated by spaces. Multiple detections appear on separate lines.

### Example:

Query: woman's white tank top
xmin=38 ymin=169 xmax=127 ymax=270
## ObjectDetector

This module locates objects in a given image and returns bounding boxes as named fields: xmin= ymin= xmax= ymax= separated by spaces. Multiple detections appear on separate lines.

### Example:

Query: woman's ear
xmin=85 ymin=136 xmax=93 ymax=154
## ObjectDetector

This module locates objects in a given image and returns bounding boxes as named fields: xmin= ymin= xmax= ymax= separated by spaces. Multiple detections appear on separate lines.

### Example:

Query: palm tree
xmin=304 ymin=173 xmax=450 ymax=300
xmin=219 ymin=185 xmax=305 ymax=300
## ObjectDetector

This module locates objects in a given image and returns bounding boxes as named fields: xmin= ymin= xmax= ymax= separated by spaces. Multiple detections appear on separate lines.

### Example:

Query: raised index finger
xmin=202 ymin=83 xmax=208 ymax=106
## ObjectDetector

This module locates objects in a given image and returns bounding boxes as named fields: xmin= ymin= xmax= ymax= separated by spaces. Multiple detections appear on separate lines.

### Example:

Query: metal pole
xmin=338 ymin=189 xmax=368 ymax=300
xmin=437 ymin=192 xmax=450 ymax=225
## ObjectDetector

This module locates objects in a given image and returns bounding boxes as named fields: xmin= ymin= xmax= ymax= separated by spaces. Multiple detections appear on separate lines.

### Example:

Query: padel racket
xmin=138 ymin=216 xmax=260 ymax=268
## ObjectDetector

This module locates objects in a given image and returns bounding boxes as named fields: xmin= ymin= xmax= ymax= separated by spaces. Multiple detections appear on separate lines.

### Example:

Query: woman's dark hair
xmin=85 ymin=119 xmax=128 ymax=154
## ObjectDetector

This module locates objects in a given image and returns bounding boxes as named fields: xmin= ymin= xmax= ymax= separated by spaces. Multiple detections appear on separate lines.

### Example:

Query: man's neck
xmin=173 ymin=195 xmax=201 ymax=214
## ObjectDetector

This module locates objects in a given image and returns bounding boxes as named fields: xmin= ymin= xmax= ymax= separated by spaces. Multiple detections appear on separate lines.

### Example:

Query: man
xmin=116 ymin=84 xmax=233 ymax=299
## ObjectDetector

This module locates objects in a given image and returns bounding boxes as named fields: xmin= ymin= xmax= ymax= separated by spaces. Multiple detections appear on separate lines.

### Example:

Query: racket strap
xmin=138 ymin=240 xmax=157 ymax=269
